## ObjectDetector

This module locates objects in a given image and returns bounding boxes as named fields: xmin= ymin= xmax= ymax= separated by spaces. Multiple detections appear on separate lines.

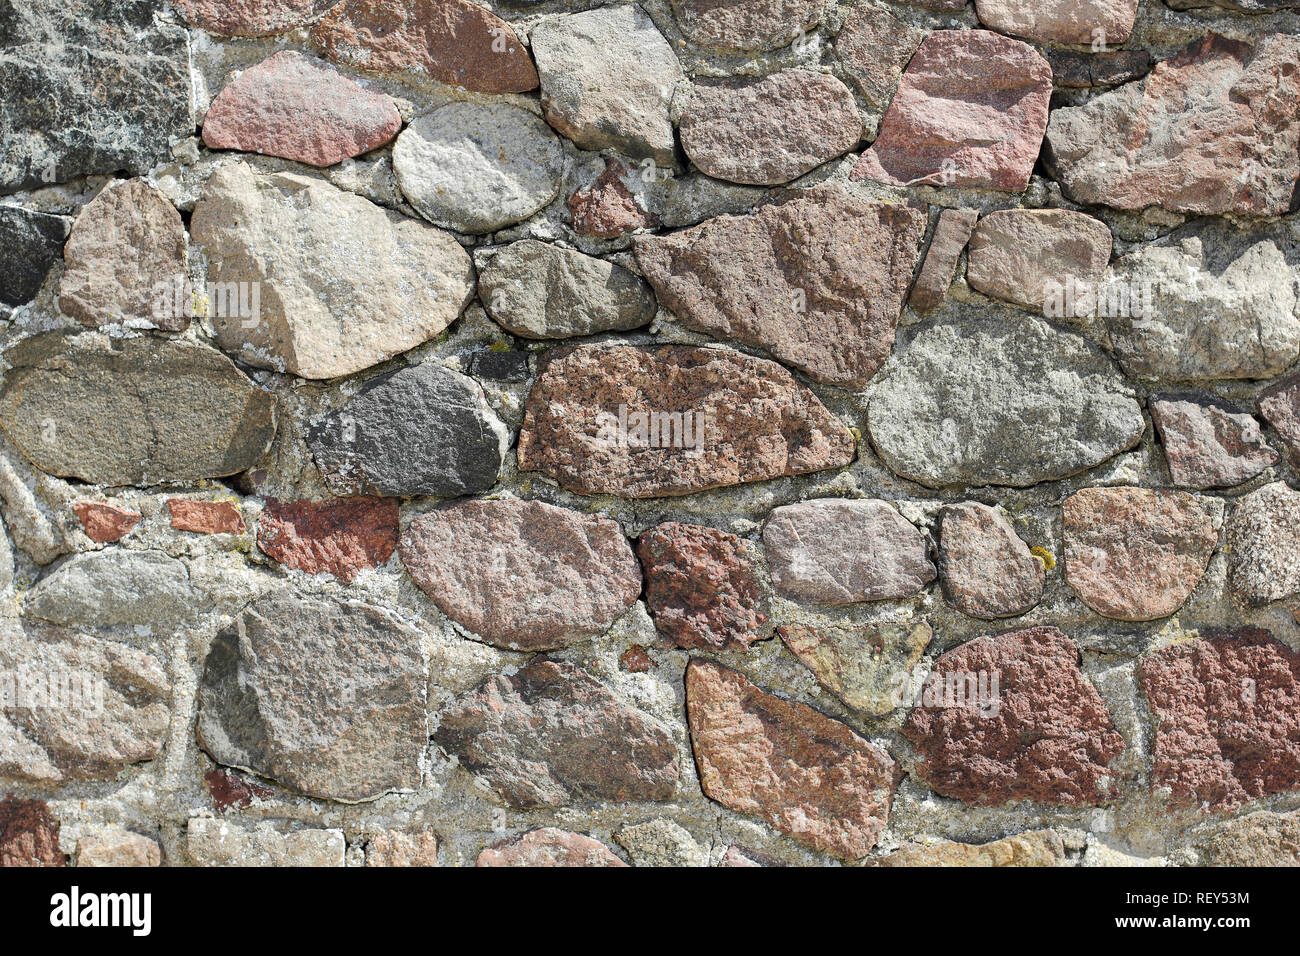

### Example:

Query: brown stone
xmin=834 ymin=3 xmax=925 ymax=109
xmin=852 ymin=31 xmax=1052 ymax=192
xmin=908 ymin=208 xmax=978 ymax=314
xmin=568 ymin=161 xmax=658 ymax=239
xmin=637 ymin=522 xmax=765 ymax=650
xmin=686 ymin=659 xmax=899 ymax=860
xmin=967 ymin=209 xmax=1113 ymax=313
xmin=1063 ymin=487 xmax=1218 ymax=622
xmin=1151 ymin=394 xmax=1278 ymax=490
xmin=1140 ymin=629 xmax=1300 ymax=812
xmin=365 ymin=831 xmax=439 ymax=867
xmin=257 ymin=497 xmax=398 ymax=583
xmin=73 ymin=501 xmax=141 ymax=544
xmin=516 ymin=344 xmax=856 ymax=498
xmin=168 ymin=499 xmax=245 ymax=535
xmin=1226 ymin=482 xmax=1300 ymax=606
xmin=202 ymin=51 xmax=402 ymax=167
xmin=204 ymin=768 xmax=274 ymax=813
xmin=0 ymin=796 xmax=65 ymax=866
xmin=903 ymin=627 xmax=1125 ymax=807
xmin=634 ymin=186 xmax=926 ymax=388
xmin=974 ymin=0 xmax=1138 ymax=45
xmin=173 ymin=0 xmax=340 ymax=37
xmin=476 ymin=828 xmax=627 ymax=867
xmin=938 ymin=502 xmax=1045 ymax=619
xmin=400 ymin=498 xmax=641 ymax=651
xmin=620 ymin=644 xmax=654 ymax=674
xmin=779 ymin=620 xmax=932 ymax=716
xmin=1260 ymin=373 xmax=1300 ymax=468
xmin=433 ymin=659 xmax=679 ymax=809
xmin=670 ymin=0 xmax=823 ymax=53
xmin=310 ymin=0 xmax=539 ymax=94
xmin=872 ymin=830 xmax=1066 ymax=867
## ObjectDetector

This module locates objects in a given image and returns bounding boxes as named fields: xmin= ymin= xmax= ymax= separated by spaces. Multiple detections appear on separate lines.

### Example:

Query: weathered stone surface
xmin=57 ymin=179 xmax=187 ymax=330
xmin=0 ymin=796 xmax=64 ymax=866
xmin=26 ymin=550 xmax=203 ymax=629
xmin=1046 ymin=34 xmax=1300 ymax=217
xmin=568 ymin=160 xmax=658 ymax=239
xmin=76 ymin=830 xmax=161 ymax=867
xmin=393 ymin=104 xmax=563 ymax=235
xmin=638 ymin=522 xmax=765 ymax=650
xmin=670 ymin=0 xmax=822 ymax=53
xmin=867 ymin=315 xmax=1145 ymax=488
xmin=852 ymin=31 xmax=1052 ymax=192
xmin=197 ymin=590 xmax=427 ymax=802
xmin=257 ymin=497 xmax=398 ymax=583
xmin=635 ymin=187 xmax=926 ymax=388
xmin=764 ymin=499 xmax=935 ymax=605
xmin=306 ymin=364 xmax=507 ymax=497
xmin=532 ymin=6 xmax=680 ymax=166
xmin=187 ymin=819 xmax=345 ymax=867
xmin=168 ymin=499 xmax=245 ymax=535
xmin=174 ymin=0 xmax=339 ymax=36
xmin=191 ymin=162 xmax=474 ymax=380
xmin=476 ymin=828 xmax=627 ymax=867
xmin=479 ymin=240 xmax=657 ymax=340
xmin=0 ymin=454 xmax=69 ymax=565
xmin=974 ymin=0 xmax=1137 ymax=45
xmin=1151 ymin=394 xmax=1278 ymax=490
xmin=365 ymin=830 xmax=438 ymax=867
xmin=719 ymin=845 xmax=780 ymax=867
xmin=1047 ymin=49 xmax=1152 ymax=88
xmin=433 ymin=659 xmax=679 ymax=808
xmin=1196 ymin=809 xmax=1300 ymax=866
xmin=686 ymin=659 xmax=898 ymax=859
xmin=967 ymin=209 xmax=1113 ymax=313
xmin=1063 ymin=487 xmax=1218 ymax=622
xmin=872 ymin=830 xmax=1066 ymax=867
xmin=0 ymin=333 xmax=276 ymax=487
xmin=904 ymin=627 xmax=1124 ymax=806
xmin=516 ymin=345 xmax=856 ymax=498
xmin=400 ymin=498 xmax=641 ymax=650
xmin=1226 ymin=482 xmax=1300 ymax=606
xmin=0 ymin=622 xmax=169 ymax=784
xmin=780 ymin=620 xmax=932 ymax=716
xmin=0 ymin=1 xmax=191 ymax=193
xmin=310 ymin=0 xmax=538 ymax=94
xmin=0 ymin=207 xmax=67 ymax=310
xmin=73 ymin=502 xmax=141 ymax=544
xmin=908 ymin=208 xmax=978 ymax=315
xmin=202 ymin=51 xmax=402 ymax=167
xmin=621 ymin=644 xmax=654 ymax=674
xmin=680 ymin=71 xmax=860 ymax=186
xmin=938 ymin=503 xmax=1044 ymax=619
xmin=834 ymin=4 xmax=924 ymax=109
xmin=1260 ymin=374 xmax=1300 ymax=467
xmin=616 ymin=819 xmax=709 ymax=867
xmin=1140 ymin=629 xmax=1300 ymax=812
xmin=204 ymin=768 xmax=273 ymax=813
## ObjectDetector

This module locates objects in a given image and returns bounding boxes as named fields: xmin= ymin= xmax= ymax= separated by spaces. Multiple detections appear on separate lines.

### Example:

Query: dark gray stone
xmin=0 ymin=206 xmax=67 ymax=309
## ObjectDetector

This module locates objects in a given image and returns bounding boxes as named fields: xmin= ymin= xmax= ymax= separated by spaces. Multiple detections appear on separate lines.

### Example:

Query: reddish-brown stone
xmin=620 ymin=644 xmax=655 ymax=673
xmin=476 ymin=828 xmax=627 ymax=867
xmin=637 ymin=522 xmax=765 ymax=650
xmin=73 ymin=501 xmax=141 ymax=543
xmin=1151 ymin=394 xmax=1278 ymax=490
xmin=168 ymin=499 xmax=245 ymax=535
xmin=908 ymin=208 xmax=978 ymax=314
xmin=1260 ymin=373 xmax=1300 ymax=468
xmin=310 ymin=0 xmax=539 ymax=95
xmin=686 ymin=659 xmax=899 ymax=859
xmin=257 ymin=497 xmax=398 ymax=583
xmin=567 ymin=161 xmax=657 ymax=239
xmin=903 ymin=627 xmax=1125 ymax=807
xmin=1140 ymin=629 xmax=1300 ymax=812
xmin=173 ymin=0 xmax=339 ymax=37
xmin=0 ymin=796 xmax=65 ymax=866
xmin=204 ymin=768 xmax=274 ymax=813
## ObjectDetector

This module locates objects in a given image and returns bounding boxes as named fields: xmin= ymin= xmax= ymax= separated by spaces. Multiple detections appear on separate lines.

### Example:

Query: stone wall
xmin=1 ymin=0 xmax=1299 ymax=867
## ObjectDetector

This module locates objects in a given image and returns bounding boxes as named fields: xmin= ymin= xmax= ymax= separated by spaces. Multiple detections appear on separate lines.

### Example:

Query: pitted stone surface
xmin=1260 ymin=374 xmax=1300 ymax=467
xmin=0 ymin=797 xmax=64 ymax=866
xmin=779 ymin=620 xmax=932 ymax=716
xmin=1151 ymin=394 xmax=1278 ymax=490
xmin=257 ymin=497 xmax=399 ymax=583
xmin=938 ymin=502 xmax=1044 ymax=619
xmin=834 ymin=4 xmax=925 ymax=109
xmin=187 ymin=820 xmax=346 ymax=866
xmin=477 ymin=828 xmax=627 ymax=867
xmin=966 ymin=209 xmax=1113 ymax=314
xmin=669 ymin=0 xmax=823 ymax=53
xmin=1226 ymin=482 xmax=1300 ymax=606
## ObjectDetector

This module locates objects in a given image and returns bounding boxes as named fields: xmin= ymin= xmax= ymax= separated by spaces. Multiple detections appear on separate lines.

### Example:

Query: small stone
xmin=908 ymin=208 xmax=978 ymax=315
xmin=834 ymin=4 xmax=925 ymax=109
xmin=634 ymin=186 xmax=926 ymax=388
xmin=1226 ymin=482 xmax=1300 ymax=606
xmin=365 ymin=831 xmax=438 ymax=867
xmin=0 ymin=797 xmax=64 ymax=866
xmin=1047 ymin=49 xmax=1152 ymax=88
xmin=531 ymin=6 xmax=681 ymax=165
xmin=1196 ymin=809 xmax=1300 ymax=866
xmin=257 ymin=497 xmax=398 ymax=583
xmin=168 ymin=500 xmax=245 ymax=535
xmin=476 ymin=828 xmax=627 ymax=867
xmin=903 ymin=626 xmax=1124 ymax=806
xmin=400 ymin=498 xmax=641 ymax=651
xmin=1045 ymin=34 xmax=1300 ymax=216
xmin=202 ymin=51 xmax=402 ymax=167
xmin=966 ymin=209 xmax=1113 ymax=313
xmin=974 ymin=0 xmax=1138 ymax=45
xmin=1151 ymin=394 xmax=1278 ymax=490
xmin=393 ymin=103 xmax=563 ymax=235
xmin=0 ymin=207 xmax=67 ymax=310
xmin=679 ymin=71 xmax=860 ymax=186
xmin=615 ymin=819 xmax=709 ymax=867
xmin=204 ymin=769 xmax=273 ymax=813
xmin=719 ymin=845 xmax=781 ymax=867
xmin=568 ymin=160 xmax=658 ymax=239
xmin=779 ymin=620 xmax=932 ymax=716
xmin=872 ymin=830 xmax=1066 ymax=867
xmin=638 ymin=523 xmax=765 ymax=651
xmin=670 ymin=0 xmax=823 ymax=53
xmin=1140 ymin=629 xmax=1300 ymax=812
xmin=76 ymin=830 xmax=161 ymax=867
xmin=464 ymin=348 xmax=530 ymax=382
xmin=1259 ymin=374 xmax=1300 ymax=468
xmin=174 ymin=0 xmax=340 ymax=37
xmin=57 ymin=179 xmax=187 ymax=330
xmin=1063 ymin=487 xmax=1218 ymax=622
xmin=197 ymin=590 xmax=428 ymax=802
xmin=187 ymin=819 xmax=346 ymax=867
xmin=310 ymin=0 xmax=538 ymax=94
xmin=191 ymin=162 xmax=474 ymax=380
xmin=686 ymin=659 xmax=899 ymax=860
xmin=938 ymin=503 xmax=1044 ymax=619
xmin=433 ymin=659 xmax=679 ymax=809
xmin=73 ymin=502 xmax=141 ymax=544
xmin=867 ymin=314 xmax=1145 ymax=488
xmin=306 ymin=363 xmax=507 ymax=498
xmin=26 ymin=550 xmax=204 ymax=629
xmin=852 ymin=30 xmax=1052 ymax=192
xmin=478 ymin=240 xmax=657 ymax=340
xmin=516 ymin=344 xmax=856 ymax=498
xmin=620 ymin=644 xmax=654 ymax=673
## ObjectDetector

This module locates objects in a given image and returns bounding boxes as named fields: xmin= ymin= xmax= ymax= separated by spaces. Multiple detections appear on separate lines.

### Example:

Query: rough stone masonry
xmin=0 ymin=0 xmax=1299 ymax=869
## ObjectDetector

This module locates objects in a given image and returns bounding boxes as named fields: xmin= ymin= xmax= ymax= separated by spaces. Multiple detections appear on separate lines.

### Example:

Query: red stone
xmin=204 ymin=768 xmax=274 ymax=813
xmin=0 ymin=795 xmax=65 ymax=866
xmin=620 ymin=644 xmax=654 ymax=673
xmin=568 ymin=161 xmax=657 ymax=239
xmin=73 ymin=501 xmax=141 ymax=543
xmin=257 ymin=497 xmax=398 ymax=583
xmin=168 ymin=499 xmax=245 ymax=535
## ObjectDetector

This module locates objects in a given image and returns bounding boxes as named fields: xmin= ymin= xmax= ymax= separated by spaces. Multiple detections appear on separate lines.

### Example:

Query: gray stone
xmin=0 ymin=206 xmax=67 ymax=310
xmin=25 ymin=550 xmax=204 ymax=630
xmin=306 ymin=363 xmax=508 ymax=498
xmin=478 ymin=240 xmax=657 ymax=340
xmin=1226 ymin=482 xmax=1300 ymax=607
xmin=615 ymin=819 xmax=709 ymax=867
xmin=186 ymin=819 xmax=345 ymax=867
xmin=834 ymin=3 xmax=924 ymax=110
xmin=670 ymin=0 xmax=823 ymax=53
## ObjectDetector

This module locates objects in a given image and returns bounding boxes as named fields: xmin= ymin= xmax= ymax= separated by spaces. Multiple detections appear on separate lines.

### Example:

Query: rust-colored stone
xmin=73 ymin=501 xmax=141 ymax=543
xmin=204 ymin=768 xmax=274 ymax=813
xmin=168 ymin=499 xmax=245 ymax=535
xmin=257 ymin=497 xmax=398 ymax=583
xmin=620 ymin=644 xmax=654 ymax=674
xmin=0 ymin=795 xmax=65 ymax=866
xmin=567 ymin=161 xmax=658 ymax=239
